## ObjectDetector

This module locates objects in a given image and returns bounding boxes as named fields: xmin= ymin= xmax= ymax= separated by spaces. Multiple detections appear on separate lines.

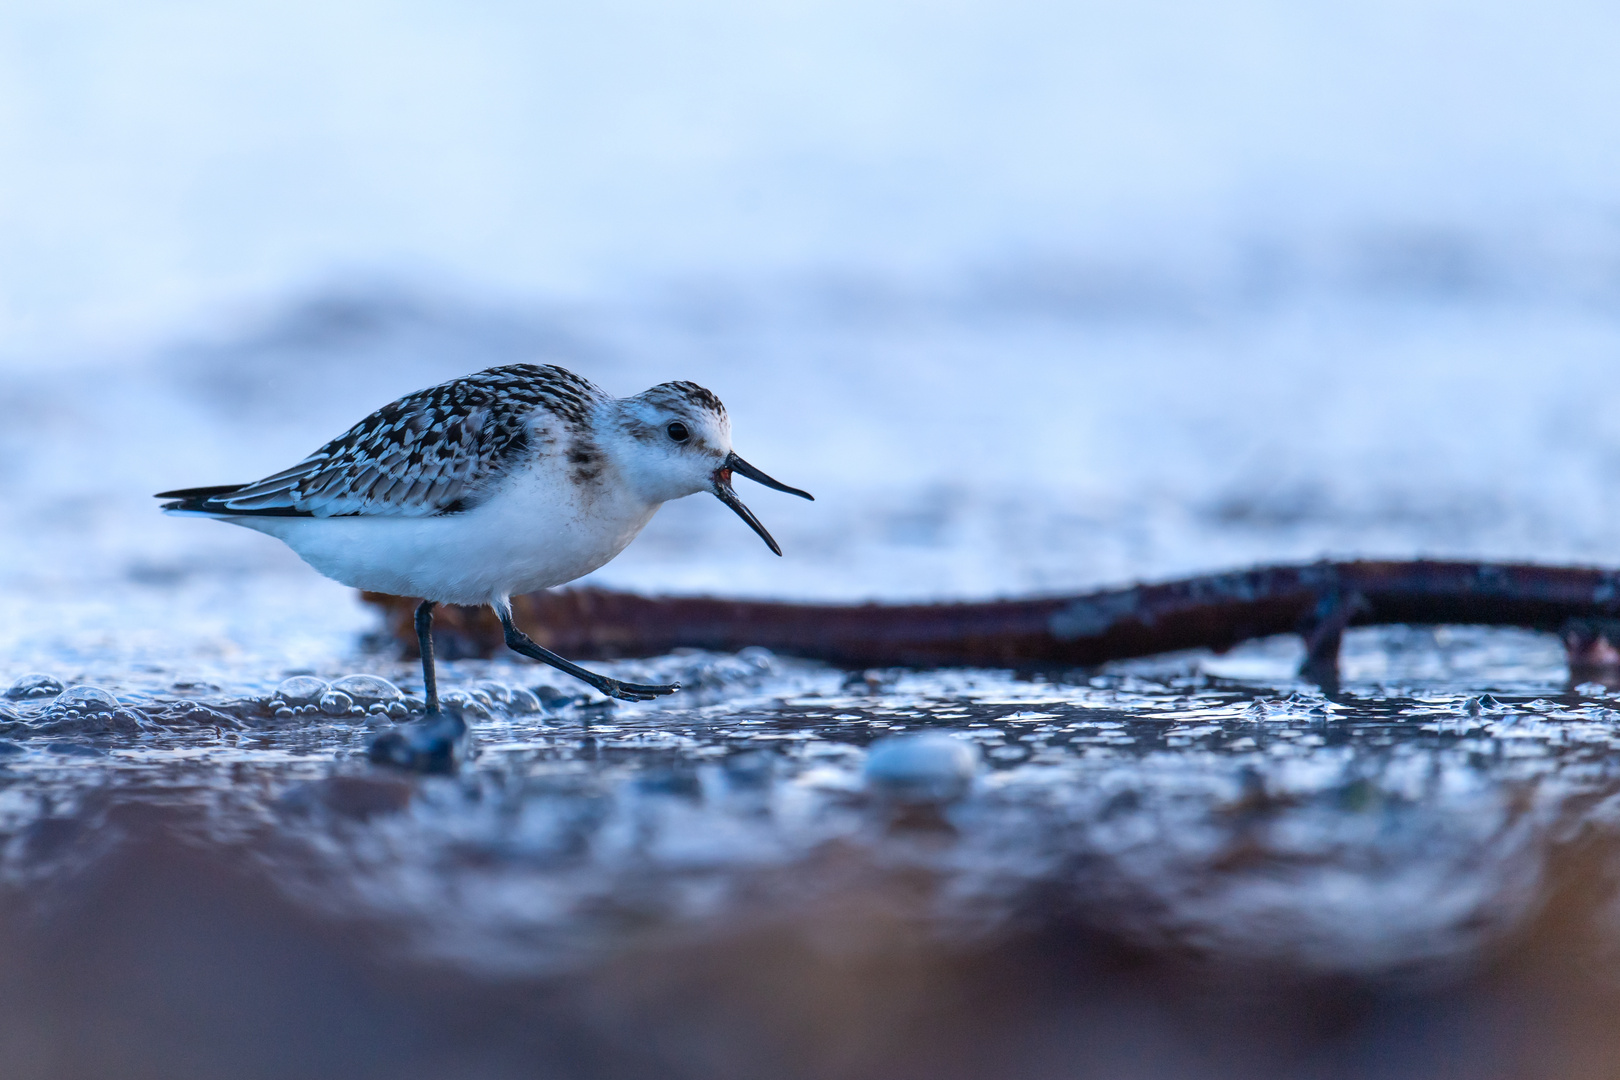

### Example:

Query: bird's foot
xmin=597 ymin=678 xmax=681 ymax=702
xmin=367 ymin=709 xmax=470 ymax=774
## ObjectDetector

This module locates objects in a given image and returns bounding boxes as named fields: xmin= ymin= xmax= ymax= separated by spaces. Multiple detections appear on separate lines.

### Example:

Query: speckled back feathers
xmin=186 ymin=364 xmax=608 ymax=518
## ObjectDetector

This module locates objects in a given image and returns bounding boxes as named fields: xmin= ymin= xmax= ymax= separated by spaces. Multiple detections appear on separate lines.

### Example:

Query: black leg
xmin=367 ymin=598 xmax=469 ymax=773
xmin=496 ymin=604 xmax=680 ymax=702
xmin=416 ymin=599 xmax=439 ymax=714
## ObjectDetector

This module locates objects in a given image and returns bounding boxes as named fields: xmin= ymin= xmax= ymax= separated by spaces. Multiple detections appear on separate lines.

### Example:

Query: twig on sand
xmin=363 ymin=560 xmax=1620 ymax=688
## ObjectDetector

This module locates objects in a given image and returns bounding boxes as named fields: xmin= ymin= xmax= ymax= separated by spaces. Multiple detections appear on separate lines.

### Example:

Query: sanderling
xmin=158 ymin=363 xmax=812 ymax=771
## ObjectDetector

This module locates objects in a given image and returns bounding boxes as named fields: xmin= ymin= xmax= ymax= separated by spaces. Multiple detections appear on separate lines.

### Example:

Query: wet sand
xmin=3 ymin=635 xmax=1620 ymax=1078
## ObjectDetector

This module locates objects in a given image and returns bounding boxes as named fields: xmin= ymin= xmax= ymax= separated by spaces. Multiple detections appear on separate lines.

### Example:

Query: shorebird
xmin=158 ymin=363 xmax=812 ymax=771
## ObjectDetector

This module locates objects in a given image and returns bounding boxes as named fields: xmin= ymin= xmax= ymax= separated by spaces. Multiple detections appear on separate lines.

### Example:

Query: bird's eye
xmin=666 ymin=421 xmax=690 ymax=443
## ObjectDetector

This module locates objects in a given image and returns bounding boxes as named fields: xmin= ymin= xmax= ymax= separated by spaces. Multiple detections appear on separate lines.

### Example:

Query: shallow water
xmin=6 ymin=623 xmax=1620 ymax=1077
xmin=0 ymin=624 xmax=1609 ymax=982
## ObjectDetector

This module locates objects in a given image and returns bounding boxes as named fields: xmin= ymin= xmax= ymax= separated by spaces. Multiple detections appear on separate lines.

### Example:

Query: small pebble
xmin=863 ymin=733 xmax=978 ymax=803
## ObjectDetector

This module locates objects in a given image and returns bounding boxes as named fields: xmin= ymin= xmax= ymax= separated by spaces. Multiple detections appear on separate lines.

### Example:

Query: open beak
xmin=711 ymin=451 xmax=814 ymax=557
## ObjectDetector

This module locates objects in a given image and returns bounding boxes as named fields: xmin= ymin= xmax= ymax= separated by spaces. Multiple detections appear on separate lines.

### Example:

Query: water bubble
xmin=477 ymin=680 xmax=541 ymax=713
xmin=318 ymin=690 xmax=355 ymax=717
xmin=107 ymin=708 xmax=150 ymax=733
xmin=505 ymin=687 xmax=542 ymax=714
xmin=50 ymin=686 xmax=119 ymax=715
xmin=863 ymin=733 xmax=978 ymax=803
xmin=6 ymin=674 xmax=63 ymax=700
xmin=1460 ymin=694 xmax=1504 ymax=717
xmin=441 ymin=689 xmax=491 ymax=719
xmin=329 ymin=675 xmax=402 ymax=706
xmin=275 ymin=676 xmax=328 ymax=706
xmin=151 ymin=700 xmax=238 ymax=730
xmin=474 ymin=681 xmax=514 ymax=706
xmin=533 ymin=685 xmax=574 ymax=711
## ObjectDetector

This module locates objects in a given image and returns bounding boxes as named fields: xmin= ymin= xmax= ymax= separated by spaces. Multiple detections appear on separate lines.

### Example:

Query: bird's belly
xmin=229 ymin=493 xmax=658 ymax=604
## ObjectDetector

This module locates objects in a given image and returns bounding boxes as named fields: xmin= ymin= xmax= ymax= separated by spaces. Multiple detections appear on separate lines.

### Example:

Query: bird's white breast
xmin=224 ymin=450 xmax=660 ymax=604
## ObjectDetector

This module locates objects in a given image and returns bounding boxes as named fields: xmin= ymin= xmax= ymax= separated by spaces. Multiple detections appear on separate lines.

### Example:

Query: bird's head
xmin=610 ymin=381 xmax=813 ymax=555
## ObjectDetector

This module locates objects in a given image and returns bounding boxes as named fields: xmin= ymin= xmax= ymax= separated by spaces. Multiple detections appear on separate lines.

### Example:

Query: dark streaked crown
xmin=640 ymin=380 xmax=727 ymax=418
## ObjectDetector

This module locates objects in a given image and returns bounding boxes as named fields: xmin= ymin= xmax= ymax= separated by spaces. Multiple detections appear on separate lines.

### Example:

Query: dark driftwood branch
xmin=362 ymin=560 xmax=1620 ymax=684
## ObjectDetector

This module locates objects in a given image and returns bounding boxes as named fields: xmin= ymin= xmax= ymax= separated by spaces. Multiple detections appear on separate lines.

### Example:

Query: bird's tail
xmin=155 ymin=484 xmax=247 ymax=514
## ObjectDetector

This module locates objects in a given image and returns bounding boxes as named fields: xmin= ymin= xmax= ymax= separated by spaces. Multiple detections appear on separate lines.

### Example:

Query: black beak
xmin=725 ymin=452 xmax=814 ymax=501
xmin=711 ymin=452 xmax=814 ymax=557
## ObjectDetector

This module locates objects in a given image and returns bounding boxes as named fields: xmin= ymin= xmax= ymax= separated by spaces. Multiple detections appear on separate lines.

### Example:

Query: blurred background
xmin=4 ymin=0 xmax=1620 ymax=675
